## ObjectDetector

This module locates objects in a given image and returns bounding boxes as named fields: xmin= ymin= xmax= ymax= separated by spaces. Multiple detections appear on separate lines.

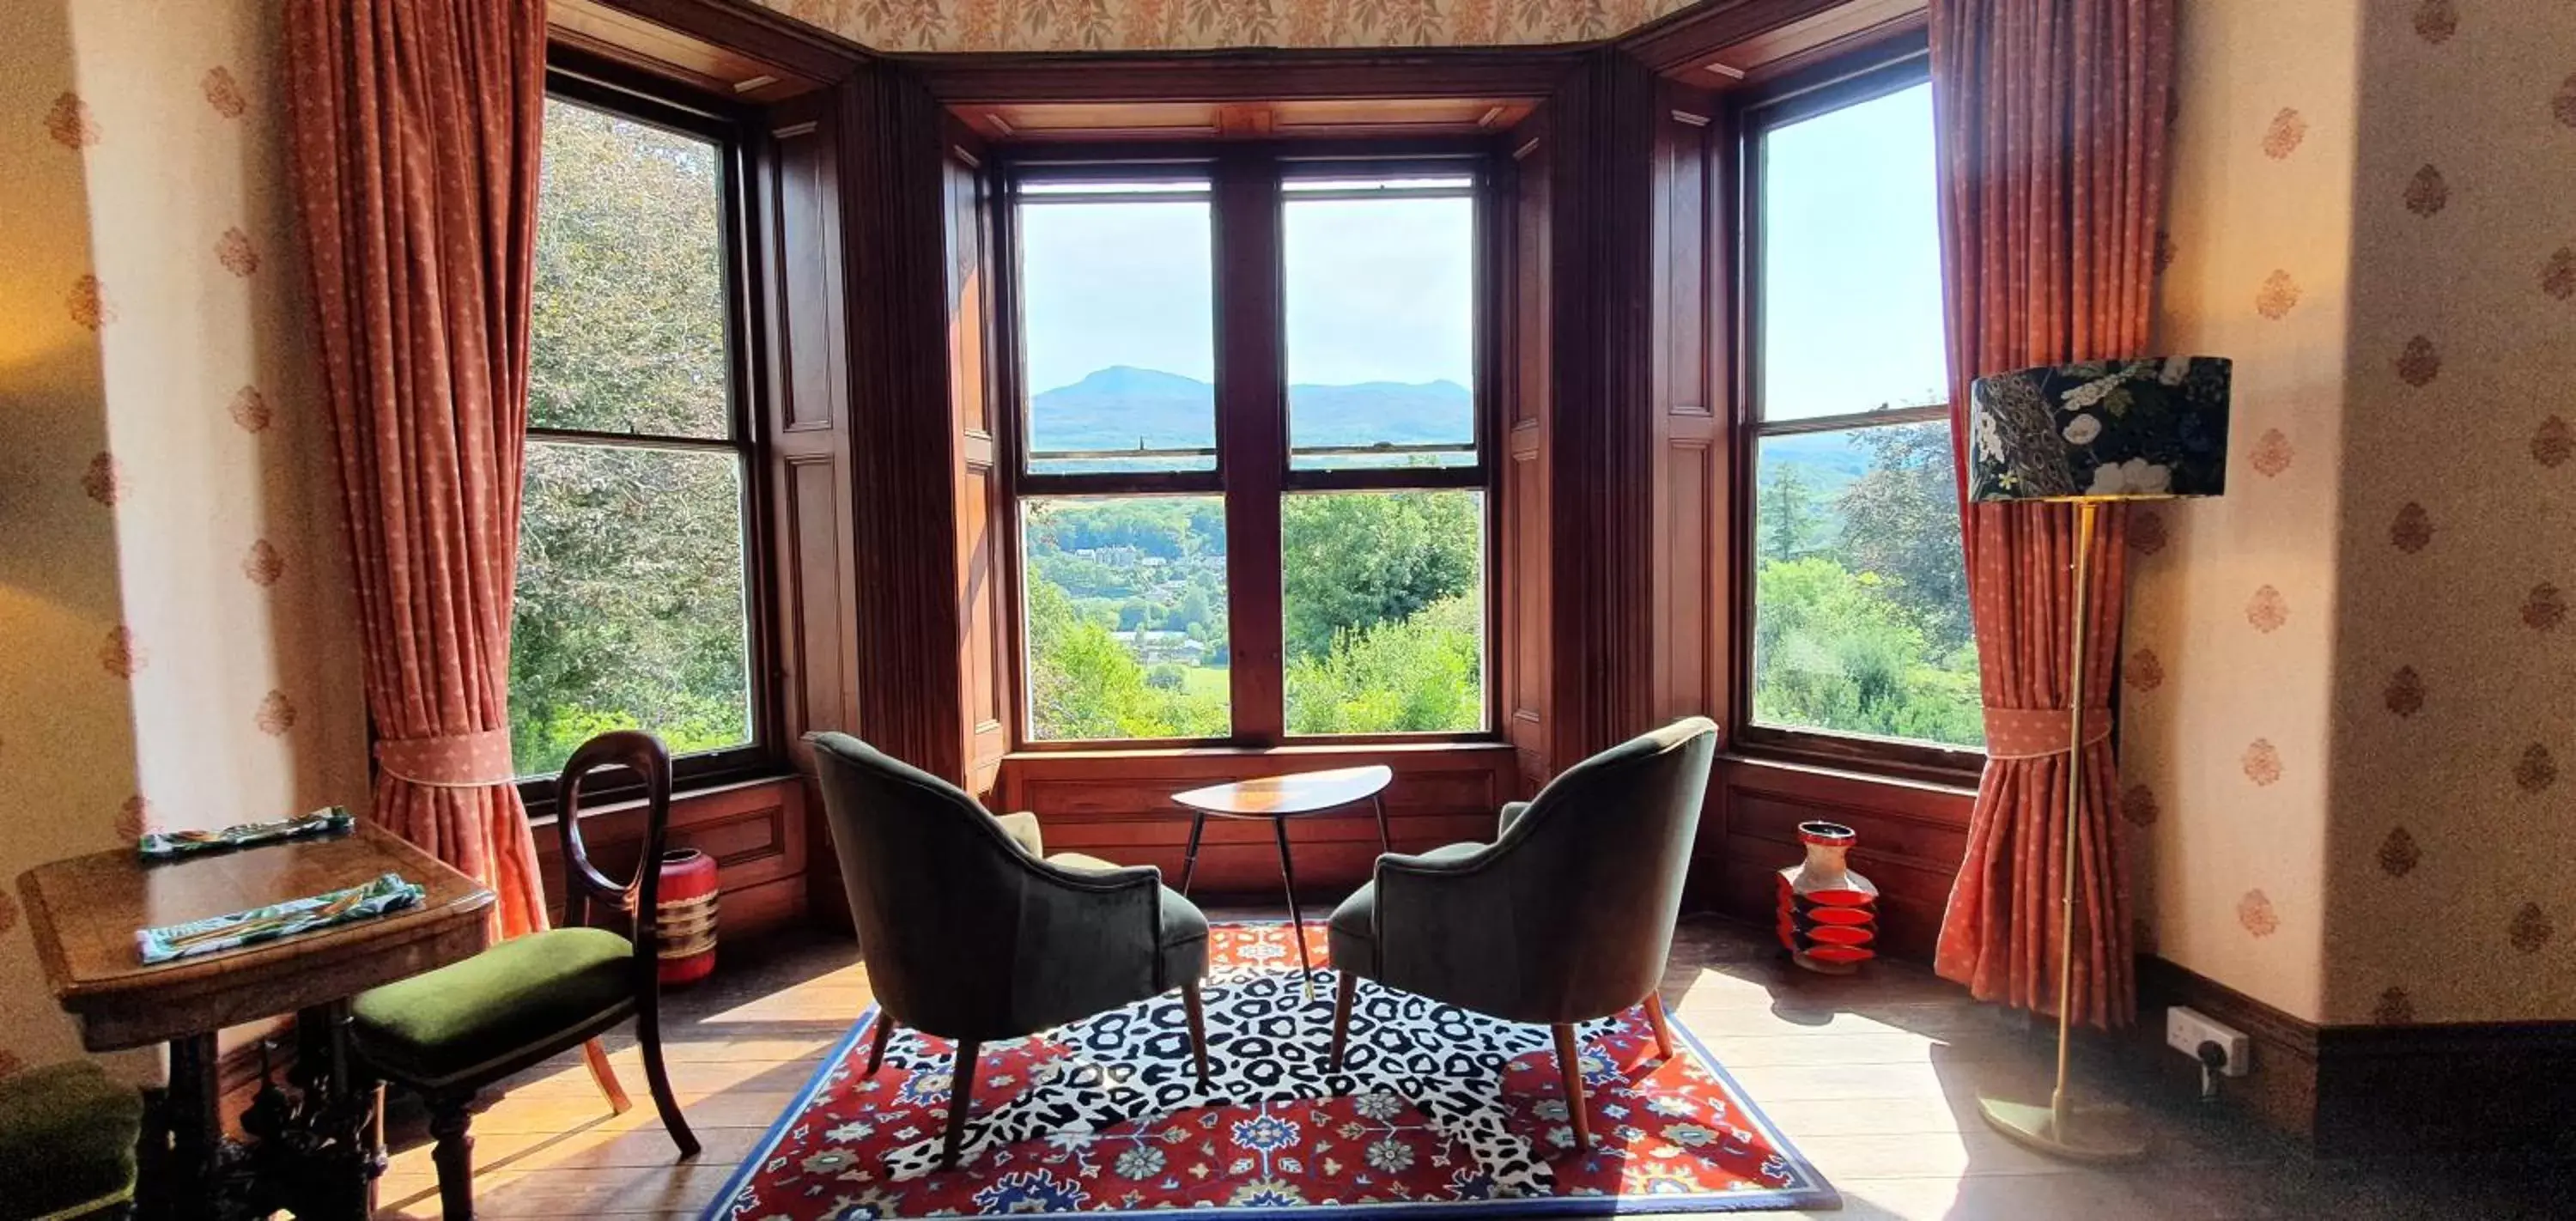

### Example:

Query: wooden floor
xmin=374 ymin=912 xmax=2575 ymax=1219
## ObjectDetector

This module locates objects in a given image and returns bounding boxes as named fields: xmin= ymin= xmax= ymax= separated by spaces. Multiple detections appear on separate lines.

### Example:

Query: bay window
xmin=1740 ymin=64 xmax=1983 ymax=761
xmin=1010 ymin=155 xmax=1490 ymax=746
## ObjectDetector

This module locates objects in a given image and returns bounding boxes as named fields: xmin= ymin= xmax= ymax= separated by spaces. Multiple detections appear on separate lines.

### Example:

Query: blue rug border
xmin=700 ymin=926 xmax=1843 ymax=1218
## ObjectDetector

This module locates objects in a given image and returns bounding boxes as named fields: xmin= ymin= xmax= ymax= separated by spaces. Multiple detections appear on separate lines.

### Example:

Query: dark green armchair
xmin=807 ymin=733 xmax=1212 ymax=1170
xmin=1326 ymin=717 xmax=1718 ymax=1149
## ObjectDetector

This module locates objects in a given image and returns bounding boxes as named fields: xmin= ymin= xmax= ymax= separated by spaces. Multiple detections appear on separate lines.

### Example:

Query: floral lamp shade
xmin=1966 ymin=356 xmax=2233 ymax=502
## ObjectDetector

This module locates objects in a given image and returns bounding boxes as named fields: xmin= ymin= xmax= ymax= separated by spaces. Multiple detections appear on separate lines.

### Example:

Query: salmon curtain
xmin=284 ymin=0 xmax=551 ymax=937
xmin=1929 ymin=0 xmax=2174 ymax=1027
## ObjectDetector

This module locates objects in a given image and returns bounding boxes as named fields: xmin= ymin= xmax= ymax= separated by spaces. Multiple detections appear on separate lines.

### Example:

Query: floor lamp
xmin=1961 ymin=355 xmax=2233 ymax=1163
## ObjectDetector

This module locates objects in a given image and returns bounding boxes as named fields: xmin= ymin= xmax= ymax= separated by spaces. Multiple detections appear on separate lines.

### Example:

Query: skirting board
xmin=2135 ymin=956 xmax=2576 ymax=1154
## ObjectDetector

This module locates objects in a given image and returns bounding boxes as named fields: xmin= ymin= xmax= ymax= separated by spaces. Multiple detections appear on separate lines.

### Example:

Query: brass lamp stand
xmin=1974 ymin=496 xmax=2148 ymax=1163
xmin=1958 ymin=356 xmax=2233 ymax=1165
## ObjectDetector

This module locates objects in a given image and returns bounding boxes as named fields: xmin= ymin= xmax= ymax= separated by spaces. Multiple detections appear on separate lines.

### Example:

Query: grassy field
xmin=1180 ymin=665 xmax=1229 ymax=700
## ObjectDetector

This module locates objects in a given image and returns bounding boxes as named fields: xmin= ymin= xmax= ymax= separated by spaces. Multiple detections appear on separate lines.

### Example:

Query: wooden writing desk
xmin=20 ymin=819 xmax=495 ymax=1219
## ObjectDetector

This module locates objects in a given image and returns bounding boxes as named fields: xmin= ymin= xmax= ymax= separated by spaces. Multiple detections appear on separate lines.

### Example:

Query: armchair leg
xmin=1643 ymin=993 xmax=1676 ymax=1061
xmin=428 ymin=1092 xmax=476 ymax=1221
xmin=939 ymin=1040 xmax=983 ymax=1171
xmin=1552 ymin=1024 xmax=1591 ymax=1151
xmin=865 ymin=1011 xmax=899 ymax=1076
xmin=1182 ymin=983 xmax=1212 ymax=1090
xmin=580 ymin=1037 xmax=633 ymax=1115
xmin=1328 ymin=971 xmax=1358 ymax=1072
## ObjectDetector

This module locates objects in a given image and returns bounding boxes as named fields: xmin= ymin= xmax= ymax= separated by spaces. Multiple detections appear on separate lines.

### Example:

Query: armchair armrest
xmin=991 ymin=811 xmax=1046 ymax=859
xmin=1497 ymin=801 xmax=1532 ymax=836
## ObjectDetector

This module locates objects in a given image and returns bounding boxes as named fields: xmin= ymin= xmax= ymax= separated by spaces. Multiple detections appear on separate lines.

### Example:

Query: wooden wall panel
xmin=943 ymin=124 xmax=1012 ymax=798
xmin=535 ymin=777 xmax=811 ymax=942
xmin=1647 ymin=83 xmax=1722 ymax=729
xmin=1498 ymin=112 xmax=1553 ymax=797
xmin=1701 ymin=757 xmax=1972 ymax=963
xmin=996 ymin=746 xmax=1519 ymax=896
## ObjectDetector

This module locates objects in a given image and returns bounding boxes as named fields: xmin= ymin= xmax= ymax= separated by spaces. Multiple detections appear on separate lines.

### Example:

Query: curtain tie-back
xmin=1981 ymin=705 xmax=2114 ymax=761
xmin=376 ymin=729 xmax=517 ymax=788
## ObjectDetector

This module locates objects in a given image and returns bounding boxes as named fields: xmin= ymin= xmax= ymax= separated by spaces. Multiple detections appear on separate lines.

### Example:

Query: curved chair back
xmin=556 ymin=730 xmax=672 ymax=982
xmin=806 ymin=732 xmax=1160 ymax=1038
xmin=1382 ymin=717 xmax=1717 ymax=1024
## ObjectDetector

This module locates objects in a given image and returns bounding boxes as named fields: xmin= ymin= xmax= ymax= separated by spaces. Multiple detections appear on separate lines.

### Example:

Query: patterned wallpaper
xmin=2132 ymin=0 xmax=2576 ymax=1026
xmin=0 ymin=0 xmax=368 ymax=1078
xmin=2124 ymin=0 xmax=2360 ymax=1024
xmin=754 ymin=0 xmax=1698 ymax=52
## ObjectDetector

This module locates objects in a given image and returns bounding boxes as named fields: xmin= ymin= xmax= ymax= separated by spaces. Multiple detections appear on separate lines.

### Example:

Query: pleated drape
xmin=284 ymin=0 xmax=551 ymax=937
xmin=1927 ymin=0 xmax=2175 ymax=1027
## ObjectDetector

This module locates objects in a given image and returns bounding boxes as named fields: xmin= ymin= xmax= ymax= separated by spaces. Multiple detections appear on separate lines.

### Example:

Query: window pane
xmin=532 ymin=98 xmax=731 ymax=439
xmin=510 ymin=441 xmax=755 ymax=777
xmin=1284 ymin=191 xmax=1476 ymax=470
xmin=1021 ymin=495 xmax=1230 ymax=740
xmin=1758 ymin=83 xmax=1947 ymax=422
xmin=1020 ymin=195 xmax=1216 ymax=474
xmin=1282 ymin=490 xmax=1485 ymax=735
xmin=1750 ymin=422 xmax=1981 ymax=749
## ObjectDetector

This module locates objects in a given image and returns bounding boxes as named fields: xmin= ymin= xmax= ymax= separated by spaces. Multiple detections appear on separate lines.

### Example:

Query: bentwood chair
xmin=1326 ymin=717 xmax=1718 ymax=1149
xmin=807 ymin=732 xmax=1211 ymax=1170
xmin=350 ymin=731 xmax=699 ymax=1219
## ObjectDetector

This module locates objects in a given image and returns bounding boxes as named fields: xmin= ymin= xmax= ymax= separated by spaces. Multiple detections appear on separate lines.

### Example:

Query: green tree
xmin=1752 ymin=556 xmax=1982 ymax=747
xmin=1758 ymin=465 xmax=1827 ymax=562
xmin=1285 ymin=595 xmax=1483 ymax=733
xmin=1279 ymin=491 xmax=1481 ymax=661
xmin=1832 ymin=422 xmax=1974 ymax=654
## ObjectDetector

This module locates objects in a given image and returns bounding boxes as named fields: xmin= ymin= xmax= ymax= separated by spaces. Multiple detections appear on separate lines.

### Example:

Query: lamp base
xmin=1976 ymin=1096 xmax=2148 ymax=1163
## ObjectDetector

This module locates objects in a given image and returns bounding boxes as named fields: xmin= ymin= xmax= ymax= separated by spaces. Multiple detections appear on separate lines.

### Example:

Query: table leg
xmin=298 ymin=999 xmax=376 ymax=1221
xmin=1272 ymin=816 xmax=1314 ymax=993
xmin=1179 ymin=811 xmax=1208 ymax=895
xmin=1371 ymin=793 xmax=1391 ymax=858
xmin=149 ymin=1032 xmax=222 ymax=1221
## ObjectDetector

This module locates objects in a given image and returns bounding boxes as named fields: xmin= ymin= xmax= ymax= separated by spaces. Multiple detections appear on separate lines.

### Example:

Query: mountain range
xmin=1031 ymin=366 xmax=1472 ymax=454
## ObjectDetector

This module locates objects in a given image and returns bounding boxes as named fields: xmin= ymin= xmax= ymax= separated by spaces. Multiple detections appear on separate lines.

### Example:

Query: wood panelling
xmin=1540 ymin=51 xmax=1662 ymax=774
xmin=955 ymin=97 xmax=1538 ymax=143
xmin=1646 ymin=83 xmax=1723 ymax=730
xmin=942 ymin=122 xmax=1012 ymax=797
xmin=995 ymin=745 xmax=1518 ymax=895
xmin=842 ymin=64 xmax=973 ymax=782
xmin=1702 ymin=756 xmax=1974 ymax=964
xmin=534 ymin=777 xmax=811 ymax=942
xmin=1498 ymin=112 xmax=1552 ymax=796
xmin=551 ymin=0 xmax=828 ymax=102
xmin=1619 ymin=0 xmax=1926 ymax=85
xmin=910 ymin=48 xmax=1582 ymax=106
xmin=2131 ymin=956 xmax=2576 ymax=1155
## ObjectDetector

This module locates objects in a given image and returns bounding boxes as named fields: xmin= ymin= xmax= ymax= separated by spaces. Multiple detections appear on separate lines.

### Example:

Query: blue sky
xmin=1759 ymin=82 xmax=1949 ymax=420
xmin=1018 ymin=191 xmax=1475 ymax=396
xmin=1013 ymin=82 xmax=1941 ymax=411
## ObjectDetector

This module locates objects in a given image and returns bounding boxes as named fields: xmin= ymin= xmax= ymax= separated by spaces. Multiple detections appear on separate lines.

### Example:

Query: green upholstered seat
xmin=1327 ymin=841 xmax=1484 ymax=980
xmin=0 ymin=1060 xmax=143 ymax=1221
xmin=350 ymin=926 xmax=635 ymax=1085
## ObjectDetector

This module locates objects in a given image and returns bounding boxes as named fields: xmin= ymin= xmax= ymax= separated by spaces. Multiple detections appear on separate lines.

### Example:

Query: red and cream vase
xmin=656 ymin=848 xmax=719 ymax=987
xmin=1775 ymin=821 xmax=1878 ymax=974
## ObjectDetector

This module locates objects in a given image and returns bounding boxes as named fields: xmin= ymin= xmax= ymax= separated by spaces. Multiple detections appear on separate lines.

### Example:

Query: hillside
xmin=1030 ymin=366 xmax=1472 ymax=454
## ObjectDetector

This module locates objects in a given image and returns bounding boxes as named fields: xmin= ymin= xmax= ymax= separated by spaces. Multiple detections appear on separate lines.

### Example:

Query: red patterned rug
xmin=707 ymin=922 xmax=1836 ymax=1217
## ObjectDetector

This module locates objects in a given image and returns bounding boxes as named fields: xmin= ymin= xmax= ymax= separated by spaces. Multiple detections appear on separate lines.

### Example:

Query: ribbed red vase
xmin=1775 ymin=821 xmax=1878 ymax=974
xmin=656 ymin=848 xmax=719 ymax=987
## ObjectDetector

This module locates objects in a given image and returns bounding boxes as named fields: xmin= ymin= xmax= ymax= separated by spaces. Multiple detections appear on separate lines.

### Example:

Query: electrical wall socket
xmin=2166 ymin=1005 xmax=2251 ymax=1077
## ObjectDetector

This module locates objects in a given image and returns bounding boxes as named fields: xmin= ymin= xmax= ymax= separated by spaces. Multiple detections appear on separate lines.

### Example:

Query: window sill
xmin=526 ymin=768 xmax=801 ymax=828
xmin=1003 ymin=738 xmax=1512 ymax=765
xmin=1718 ymin=749 xmax=1982 ymax=799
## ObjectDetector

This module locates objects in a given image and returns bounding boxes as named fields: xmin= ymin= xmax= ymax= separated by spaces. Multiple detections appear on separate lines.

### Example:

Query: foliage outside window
xmin=1747 ymin=79 xmax=1982 ymax=752
xmin=1015 ymin=167 xmax=1487 ymax=744
xmin=508 ymin=94 xmax=759 ymax=778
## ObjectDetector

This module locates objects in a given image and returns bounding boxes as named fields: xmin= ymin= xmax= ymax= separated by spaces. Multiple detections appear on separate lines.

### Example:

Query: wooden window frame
xmin=516 ymin=56 xmax=787 ymax=816
xmin=996 ymin=138 xmax=1506 ymax=752
xmin=1723 ymin=38 xmax=1983 ymax=784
